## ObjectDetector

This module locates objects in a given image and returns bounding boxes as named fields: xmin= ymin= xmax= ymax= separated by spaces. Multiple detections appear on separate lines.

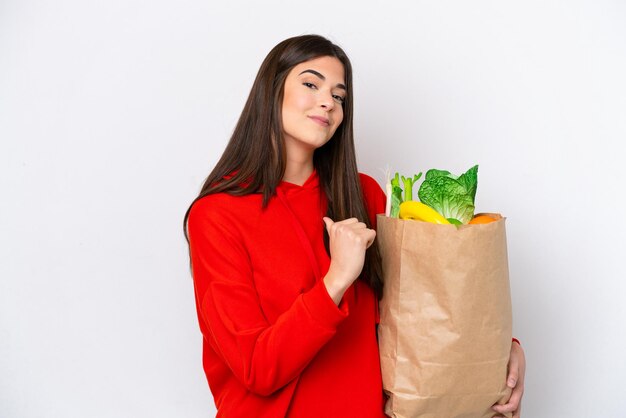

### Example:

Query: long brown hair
xmin=183 ymin=34 xmax=383 ymax=299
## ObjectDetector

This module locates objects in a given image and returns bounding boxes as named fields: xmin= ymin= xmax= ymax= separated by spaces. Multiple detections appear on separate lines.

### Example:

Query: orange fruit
xmin=468 ymin=214 xmax=498 ymax=224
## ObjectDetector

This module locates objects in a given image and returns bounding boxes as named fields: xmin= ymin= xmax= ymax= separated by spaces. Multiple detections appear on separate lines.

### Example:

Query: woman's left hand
xmin=492 ymin=341 xmax=526 ymax=417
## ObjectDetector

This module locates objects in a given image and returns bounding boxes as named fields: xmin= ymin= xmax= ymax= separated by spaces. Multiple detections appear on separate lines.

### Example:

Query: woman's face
xmin=281 ymin=56 xmax=346 ymax=156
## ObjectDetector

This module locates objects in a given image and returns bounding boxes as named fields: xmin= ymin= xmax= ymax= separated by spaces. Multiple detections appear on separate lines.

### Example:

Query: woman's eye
xmin=303 ymin=82 xmax=317 ymax=89
xmin=333 ymin=95 xmax=345 ymax=104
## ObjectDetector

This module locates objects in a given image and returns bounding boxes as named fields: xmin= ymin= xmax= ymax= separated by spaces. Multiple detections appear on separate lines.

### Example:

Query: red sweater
xmin=187 ymin=170 xmax=387 ymax=417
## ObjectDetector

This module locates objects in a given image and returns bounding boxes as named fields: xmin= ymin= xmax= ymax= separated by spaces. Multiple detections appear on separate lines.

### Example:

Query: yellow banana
xmin=399 ymin=201 xmax=450 ymax=224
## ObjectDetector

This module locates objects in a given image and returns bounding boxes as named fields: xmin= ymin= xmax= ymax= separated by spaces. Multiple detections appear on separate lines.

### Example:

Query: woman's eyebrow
xmin=298 ymin=69 xmax=346 ymax=90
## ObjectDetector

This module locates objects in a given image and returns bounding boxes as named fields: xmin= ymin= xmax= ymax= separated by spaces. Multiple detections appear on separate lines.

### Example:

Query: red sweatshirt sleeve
xmin=187 ymin=197 xmax=349 ymax=397
xmin=359 ymin=173 xmax=387 ymax=229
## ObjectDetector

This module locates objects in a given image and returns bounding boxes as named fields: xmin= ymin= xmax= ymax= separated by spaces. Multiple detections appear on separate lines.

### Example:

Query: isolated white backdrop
xmin=1 ymin=1 xmax=625 ymax=417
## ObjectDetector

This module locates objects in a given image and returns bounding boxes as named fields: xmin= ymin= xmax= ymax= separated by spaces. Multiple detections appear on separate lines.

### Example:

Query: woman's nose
xmin=319 ymin=91 xmax=335 ymax=110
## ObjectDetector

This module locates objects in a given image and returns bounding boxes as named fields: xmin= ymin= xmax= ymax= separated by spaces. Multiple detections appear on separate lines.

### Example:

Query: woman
xmin=184 ymin=34 xmax=525 ymax=417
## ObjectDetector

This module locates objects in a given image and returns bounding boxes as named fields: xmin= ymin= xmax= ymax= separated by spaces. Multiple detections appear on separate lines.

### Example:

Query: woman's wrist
xmin=323 ymin=268 xmax=351 ymax=305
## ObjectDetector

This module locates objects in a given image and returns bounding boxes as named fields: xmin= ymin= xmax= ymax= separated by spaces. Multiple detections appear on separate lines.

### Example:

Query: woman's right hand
xmin=322 ymin=217 xmax=376 ymax=304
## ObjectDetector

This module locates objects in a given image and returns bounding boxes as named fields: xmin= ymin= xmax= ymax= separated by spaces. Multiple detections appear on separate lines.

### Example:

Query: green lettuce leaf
xmin=417 ymin=165 xmax=478 ymax=224
xmin=456 ymin=165 xmax=478 ymax=201
xmin=390 ymin=185 xmax=403 ymax=218
xmin=390 ymin=173 xmax=403 ymax=218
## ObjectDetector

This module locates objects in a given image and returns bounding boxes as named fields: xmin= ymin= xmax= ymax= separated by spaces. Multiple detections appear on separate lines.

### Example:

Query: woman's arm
xmin=188 ymin=199 xmax=349 ymax=397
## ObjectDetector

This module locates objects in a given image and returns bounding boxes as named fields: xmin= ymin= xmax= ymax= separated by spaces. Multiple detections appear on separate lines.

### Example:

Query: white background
xmin=2 ymin=1 xmax=625 ymax=417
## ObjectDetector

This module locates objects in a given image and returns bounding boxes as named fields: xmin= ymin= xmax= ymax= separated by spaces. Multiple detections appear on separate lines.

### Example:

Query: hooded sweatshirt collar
xmin=277 ymin=168 xmax=320 ymax=194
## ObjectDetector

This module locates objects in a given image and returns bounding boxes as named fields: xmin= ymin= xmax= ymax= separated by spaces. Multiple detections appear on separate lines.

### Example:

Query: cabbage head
xmin=417 ymin=165 xmax=478 ymax=224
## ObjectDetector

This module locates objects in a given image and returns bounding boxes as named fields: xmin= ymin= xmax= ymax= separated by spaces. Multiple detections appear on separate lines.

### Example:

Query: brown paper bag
xmin=376 ymin=214 xmax=513 ymax=418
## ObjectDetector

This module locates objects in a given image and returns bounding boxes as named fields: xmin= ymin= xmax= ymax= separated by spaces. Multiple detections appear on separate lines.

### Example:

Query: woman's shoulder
xmin=358 ymin=172 xmax=384 ymax=194
xmin=188 ymin=192 xmax=263 ymax=224
xmin=358 ymin=172 xmax=387 ymax=220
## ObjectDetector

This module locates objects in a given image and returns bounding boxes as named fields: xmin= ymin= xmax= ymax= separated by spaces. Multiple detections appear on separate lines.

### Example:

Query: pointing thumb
xmin=322 ymin=217 xmax=333 ymax=231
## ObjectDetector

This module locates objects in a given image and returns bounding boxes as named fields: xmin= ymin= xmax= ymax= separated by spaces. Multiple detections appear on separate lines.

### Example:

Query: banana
xmin=399 ymin=201 xmax=450 ymax=225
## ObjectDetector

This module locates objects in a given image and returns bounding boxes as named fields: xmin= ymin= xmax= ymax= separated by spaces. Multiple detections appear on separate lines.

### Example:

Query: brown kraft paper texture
xmin=376 ymin=214 xmax=513 ymax=418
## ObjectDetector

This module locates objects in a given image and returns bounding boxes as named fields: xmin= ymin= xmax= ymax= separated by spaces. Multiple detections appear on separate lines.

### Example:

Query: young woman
xmin=184 ymin=34 xmax=525 ymax=418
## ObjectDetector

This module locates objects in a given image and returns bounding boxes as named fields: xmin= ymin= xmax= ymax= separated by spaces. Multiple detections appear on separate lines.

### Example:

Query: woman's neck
xmin=282 ymin=157 xmax=314 ymax=186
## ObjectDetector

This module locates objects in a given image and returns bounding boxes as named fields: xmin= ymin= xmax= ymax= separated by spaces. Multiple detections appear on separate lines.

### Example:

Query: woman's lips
xmin=308 ymin=116 xmax=330 ymax=126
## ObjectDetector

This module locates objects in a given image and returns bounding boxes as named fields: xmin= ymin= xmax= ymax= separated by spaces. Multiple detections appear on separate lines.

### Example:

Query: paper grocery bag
xmin=376 ymin=214 xmax=513 ymax=418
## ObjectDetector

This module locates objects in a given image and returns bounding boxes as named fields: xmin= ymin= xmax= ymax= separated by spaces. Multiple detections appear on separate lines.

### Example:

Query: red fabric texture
xmin=187 ymin=170 xmax=387 ymax=418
